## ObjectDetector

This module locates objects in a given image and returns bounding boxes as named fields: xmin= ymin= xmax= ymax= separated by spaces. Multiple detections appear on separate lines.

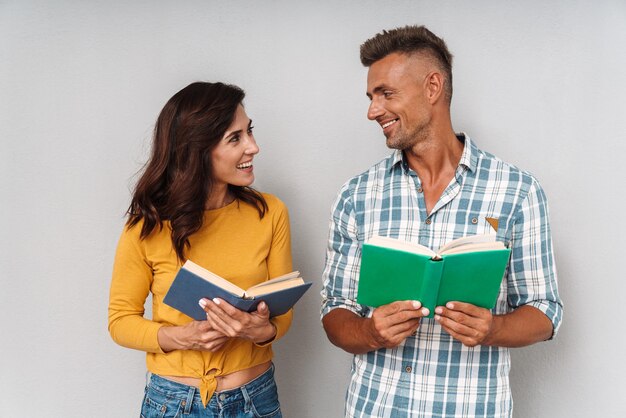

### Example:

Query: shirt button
xmin=417 ymin=187 xmax=423 ymax=193
xmin=405 ymin=365 xmax=413 ymax=373
xmin=471 ymin=217 xmax=478 ymax=224
xmin=425 ymin=219 xmax=432 ymax=225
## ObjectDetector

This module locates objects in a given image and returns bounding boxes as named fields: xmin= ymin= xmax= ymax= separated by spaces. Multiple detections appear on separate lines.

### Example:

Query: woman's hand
xmin=199 ymin=298 xmax=277 ymax=345
xmin=157 ymin=321 xmax=230 ymax=353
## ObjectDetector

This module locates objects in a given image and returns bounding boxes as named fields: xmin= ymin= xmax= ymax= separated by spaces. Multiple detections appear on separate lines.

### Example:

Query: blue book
xmin=164 ymin=260 xmax=312 ymax=321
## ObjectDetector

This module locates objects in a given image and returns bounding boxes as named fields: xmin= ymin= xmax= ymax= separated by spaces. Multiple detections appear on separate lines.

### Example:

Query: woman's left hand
xmin=199 ymin=298 xmax=277 ymax=345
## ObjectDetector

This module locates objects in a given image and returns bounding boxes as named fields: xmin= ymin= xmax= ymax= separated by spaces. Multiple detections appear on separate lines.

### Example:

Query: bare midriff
xmin=160 ymin=361 xmax=271 ymax=391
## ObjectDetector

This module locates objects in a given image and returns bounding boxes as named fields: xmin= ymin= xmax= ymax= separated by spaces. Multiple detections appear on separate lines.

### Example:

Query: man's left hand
xmin=434 ymin=302 xmax=494 ymax=347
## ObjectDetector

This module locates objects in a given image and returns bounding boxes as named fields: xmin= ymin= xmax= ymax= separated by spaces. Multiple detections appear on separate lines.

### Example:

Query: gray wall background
xmin=2 ymin=1 xmax=625 ymax=417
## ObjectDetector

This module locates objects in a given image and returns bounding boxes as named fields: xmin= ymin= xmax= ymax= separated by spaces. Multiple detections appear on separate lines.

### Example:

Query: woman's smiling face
xmin=211 ymin=104 xmax=259 ymax=189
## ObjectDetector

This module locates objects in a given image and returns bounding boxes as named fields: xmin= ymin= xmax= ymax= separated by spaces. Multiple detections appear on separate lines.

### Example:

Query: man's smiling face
xmin=366 ymin=52 xmax=433 ymax=150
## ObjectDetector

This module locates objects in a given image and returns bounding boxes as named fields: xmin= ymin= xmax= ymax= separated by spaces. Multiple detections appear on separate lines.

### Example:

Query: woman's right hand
xmin=157 ymin=321 xmax=230 ymax=353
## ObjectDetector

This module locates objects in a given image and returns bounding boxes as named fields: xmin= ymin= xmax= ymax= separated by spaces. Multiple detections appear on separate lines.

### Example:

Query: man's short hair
xmin=360 ymin=25 xmax=454 ymax=104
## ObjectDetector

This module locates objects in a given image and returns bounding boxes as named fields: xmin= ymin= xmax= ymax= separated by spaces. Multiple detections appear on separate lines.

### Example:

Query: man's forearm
xmin=323 ymin=302 xmax=427 ymax=354
xmin=483 ymin=305 xmax=554 ymax=347
xmin=322 ymin=308 xmax=378 ymax=355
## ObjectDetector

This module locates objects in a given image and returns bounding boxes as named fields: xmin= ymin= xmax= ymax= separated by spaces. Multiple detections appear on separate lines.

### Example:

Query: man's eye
xmin=383 ymin=91 xmax=393 ymax=98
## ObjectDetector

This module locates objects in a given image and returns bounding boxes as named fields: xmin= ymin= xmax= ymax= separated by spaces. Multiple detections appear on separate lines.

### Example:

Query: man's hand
xmin=367 ymin=300 xmax=430 ymax=349
xmin=435 ymin=303 xmax=554 ymax=348
xmin=322 ymin=302 xmax=428 ymax=355
xmin=434 ymin=302 xmax=493 ymax=347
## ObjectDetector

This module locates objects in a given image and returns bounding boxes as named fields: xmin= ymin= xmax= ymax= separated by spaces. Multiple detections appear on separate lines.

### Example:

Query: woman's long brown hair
xmin=126 ymin=82 xmax=267 ymax=260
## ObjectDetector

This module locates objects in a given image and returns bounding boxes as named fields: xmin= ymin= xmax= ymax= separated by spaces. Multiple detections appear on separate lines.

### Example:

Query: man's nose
xmin=367 ymin=98 xmax=384 ymax=120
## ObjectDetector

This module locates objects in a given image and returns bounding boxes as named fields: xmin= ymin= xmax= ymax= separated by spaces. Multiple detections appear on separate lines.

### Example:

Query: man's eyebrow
xmin=366 ymin=85 xmax=390 ymax=98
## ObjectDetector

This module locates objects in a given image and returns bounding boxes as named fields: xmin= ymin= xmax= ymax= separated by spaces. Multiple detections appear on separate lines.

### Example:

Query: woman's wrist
xmin=253 ymin=321 xmax=277 ymax=345
xmin=157 ymin=325 xmax=186 ymax=352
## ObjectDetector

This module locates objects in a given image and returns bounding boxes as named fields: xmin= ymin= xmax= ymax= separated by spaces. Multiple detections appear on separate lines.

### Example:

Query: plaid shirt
xmin=321 ymin=134 xmax=563 ymax=418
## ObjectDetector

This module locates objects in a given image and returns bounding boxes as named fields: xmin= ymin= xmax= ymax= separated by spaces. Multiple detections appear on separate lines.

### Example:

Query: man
xmin=321 ymin=25 xmax=562 ymax=418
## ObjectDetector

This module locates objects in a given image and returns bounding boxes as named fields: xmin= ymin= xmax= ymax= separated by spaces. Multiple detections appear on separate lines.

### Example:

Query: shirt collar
xmin=389 ymin=149 xmax=405 ymax=172
xmin=458 ymin=132 xmax=478 ymax=173
xmin=387 ymin=132 xmax=478 ymax=174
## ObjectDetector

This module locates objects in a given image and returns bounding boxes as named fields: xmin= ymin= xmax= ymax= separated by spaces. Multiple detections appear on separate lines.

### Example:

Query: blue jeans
xmin=140 ymin=364 xmax=282 ymax=418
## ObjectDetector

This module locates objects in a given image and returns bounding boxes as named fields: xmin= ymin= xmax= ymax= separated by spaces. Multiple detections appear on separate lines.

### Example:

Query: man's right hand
xmin=366 ymin=301 xmax=429 ymax=349
xmin=322 ymin=301 xmax=429 ymax=355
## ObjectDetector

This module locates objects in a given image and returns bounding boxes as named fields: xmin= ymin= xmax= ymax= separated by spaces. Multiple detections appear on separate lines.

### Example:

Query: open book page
xmin=437 ymin=234 xmax=499 ymax=255
xmin=245 ymin=271 xmax=303 ymax=297
xmin=440 ymin=241 xmax=505 ymax=256
xmin=366 ymin=236 xmax=435 ymax=257
xmin=183 ymin=260 xmax=246 ymax=297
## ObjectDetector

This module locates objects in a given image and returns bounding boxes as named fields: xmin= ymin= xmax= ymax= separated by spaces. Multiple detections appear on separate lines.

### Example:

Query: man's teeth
xmin=237 ymin=162 xmax=252 ymax=169
xmin=382 ymin=119 xmax=398 ymax=129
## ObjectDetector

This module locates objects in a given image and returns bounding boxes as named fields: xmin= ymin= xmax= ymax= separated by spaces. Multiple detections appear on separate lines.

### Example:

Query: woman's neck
xmin=205 ymin=187 xmax=235 ymax=210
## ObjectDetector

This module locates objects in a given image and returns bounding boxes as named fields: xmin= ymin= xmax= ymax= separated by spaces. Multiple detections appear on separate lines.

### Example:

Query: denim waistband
xmin=147 ymin=363 xmax=276 ymax=405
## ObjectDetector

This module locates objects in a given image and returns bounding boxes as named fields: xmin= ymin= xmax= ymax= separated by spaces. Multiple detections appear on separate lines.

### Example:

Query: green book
xmin=356 ymin=235 xmax=511 ymax=317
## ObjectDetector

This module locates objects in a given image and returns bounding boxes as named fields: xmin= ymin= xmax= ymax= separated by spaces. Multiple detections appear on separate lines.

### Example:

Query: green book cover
xmin=356 ymin=236 xmax=511 ymax=317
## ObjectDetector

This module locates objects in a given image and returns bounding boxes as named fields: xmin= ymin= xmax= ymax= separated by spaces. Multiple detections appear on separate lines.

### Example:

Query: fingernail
xmin=435 ymin=307 xmax=443 ymax=314
xmin=434 ymin=315 xmax=441 ymax=321
xmin=421 ymin=308 xmax=430 ymax=316
xmin=212 ymin=298 xmax=221 ymax=305
xmin=412 ymin=301 xmax=422 ymax=309
xmin=446 ymin=302 xmax=454 ymax=309
xmin=198 ymin=299 xmax=207 ymax=308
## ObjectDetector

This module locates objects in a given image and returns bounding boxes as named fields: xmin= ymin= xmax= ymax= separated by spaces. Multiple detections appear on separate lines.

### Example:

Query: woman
xmin=108 ymin=82 xmax=292 ymax=417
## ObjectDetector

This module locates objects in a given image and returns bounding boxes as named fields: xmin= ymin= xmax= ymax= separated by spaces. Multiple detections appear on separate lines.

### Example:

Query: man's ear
xmin=424 ymin=71 xmax=445 ymax=104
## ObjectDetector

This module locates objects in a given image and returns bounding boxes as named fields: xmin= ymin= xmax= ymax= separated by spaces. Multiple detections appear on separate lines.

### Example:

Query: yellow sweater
xmin=108 ymin=193 xmax=293 ymax=405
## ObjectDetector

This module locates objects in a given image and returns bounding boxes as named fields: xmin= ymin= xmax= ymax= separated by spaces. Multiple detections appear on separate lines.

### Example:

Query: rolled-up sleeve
xmin=321 ymin=182 xmax=369 ymax=320
xmin=507 ymin=179 xmax=563 ymax=337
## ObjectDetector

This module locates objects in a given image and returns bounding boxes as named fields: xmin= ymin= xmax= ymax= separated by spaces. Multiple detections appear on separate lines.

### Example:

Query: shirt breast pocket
xmin=472 ymin=215 xmax=512 ymax=248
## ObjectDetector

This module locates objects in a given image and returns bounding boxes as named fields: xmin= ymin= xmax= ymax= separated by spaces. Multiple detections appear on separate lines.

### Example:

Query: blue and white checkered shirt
xmin=321 ymin=134 xmax=563 ymax=418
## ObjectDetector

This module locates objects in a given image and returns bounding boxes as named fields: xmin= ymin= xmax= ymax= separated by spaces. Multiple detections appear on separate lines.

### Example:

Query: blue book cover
xmin=163 ymin=260 xmax=312 ymax=321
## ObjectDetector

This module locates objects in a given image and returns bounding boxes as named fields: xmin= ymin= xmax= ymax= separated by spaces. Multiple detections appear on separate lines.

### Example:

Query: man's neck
xmin=403 ymin=127 xmax=463 ymax=215
xmin=404 ymin=128 xmax=463 ymax=184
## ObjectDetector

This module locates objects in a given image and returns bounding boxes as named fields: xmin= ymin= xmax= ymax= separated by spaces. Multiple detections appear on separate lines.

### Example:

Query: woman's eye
xmin=229 ymin=135 xmax=240 ymax=143
xmin=247 ymin=126 xmax=255 ymax=134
